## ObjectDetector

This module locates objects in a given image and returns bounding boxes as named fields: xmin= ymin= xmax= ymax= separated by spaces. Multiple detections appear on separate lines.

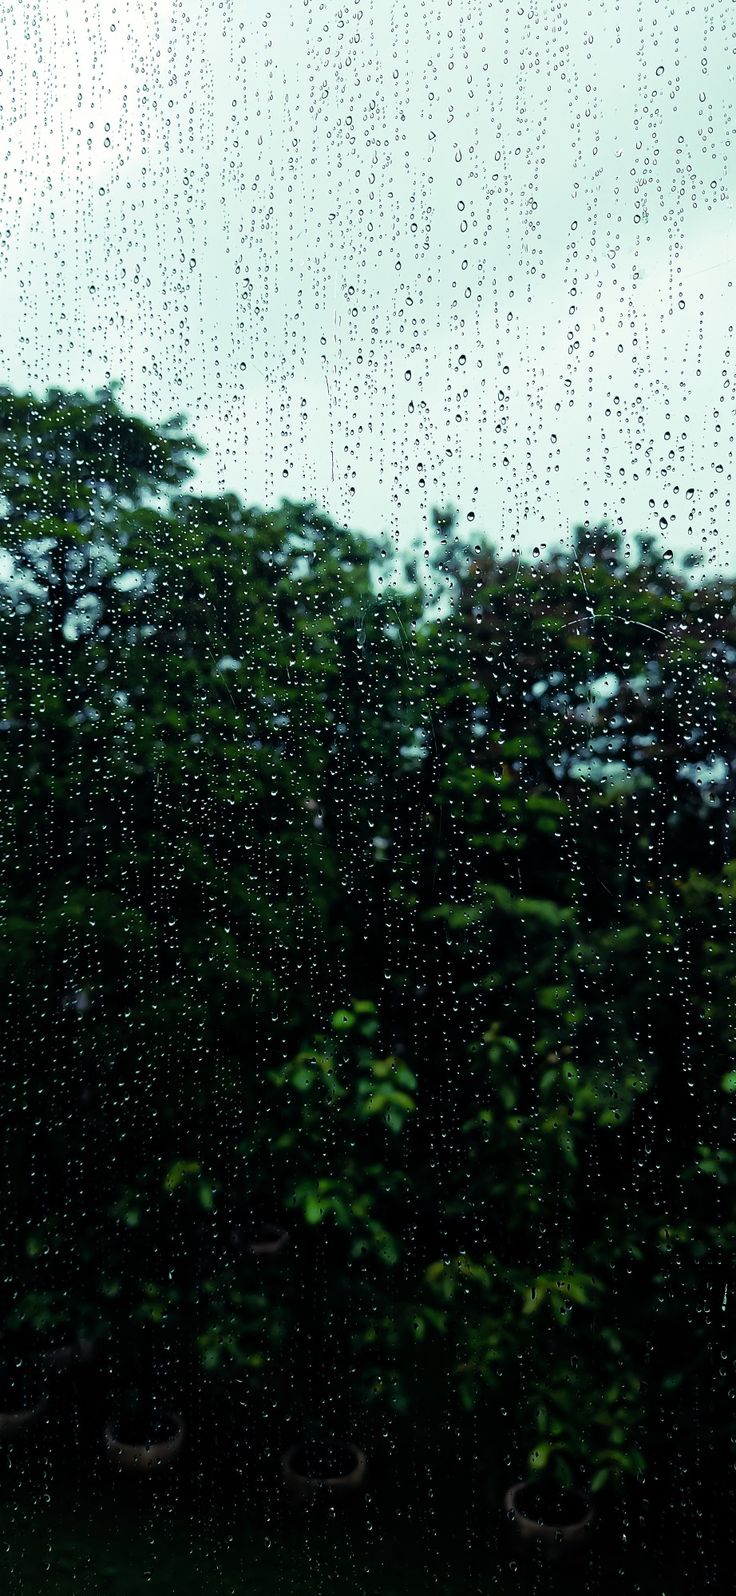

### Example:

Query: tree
xmin=0 ymin=386 xmax=413 ymax=1330
xmin=2 ymin=388 xmax=733 ymax=1502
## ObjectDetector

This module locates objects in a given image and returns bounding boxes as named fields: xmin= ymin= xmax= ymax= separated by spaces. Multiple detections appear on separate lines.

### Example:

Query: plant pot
xmin=281 ymin=1439 xmax=367 ymax=1503
xmin=4 ymin=1324 xmax=96 ymax=1376
xmin=38 ymin=1333 xmax=95 ymax=1373
xmin=104 ymin=1407 xmax=185 ymax=1473
xmin=0 ymin=1363 xmax=49 ymax=1439
xmin=504 ymin=1478 xmax=595 ymax=1563
xmin=243 ymin=1223 xmax=289 ymax=1259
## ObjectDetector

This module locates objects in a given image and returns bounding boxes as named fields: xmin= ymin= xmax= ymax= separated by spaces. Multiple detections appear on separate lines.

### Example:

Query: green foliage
xmin=1 ymin=390 xmax=734 ymax=1492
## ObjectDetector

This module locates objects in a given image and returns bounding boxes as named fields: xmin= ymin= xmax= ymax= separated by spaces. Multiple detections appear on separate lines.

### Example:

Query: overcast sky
xmin=1 ymin=0 xmax=734 ymax=562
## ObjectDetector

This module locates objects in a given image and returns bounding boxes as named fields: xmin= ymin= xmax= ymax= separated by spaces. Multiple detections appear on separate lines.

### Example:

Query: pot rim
xmin=36 ymin=1333 xmax=96 ymax=1367
xmin=0 ymin=1394 xmax=49 ymax=1424
xmin=281 ymin=1440 xmax=367 ymax=1489
xmin=104 ymin=1409 xmax=185 ymax=1452
xmin=246 ymin=1224 xmax=289 ymax=1257
xmin=504 ymin=1478 xmax=595 ymax=1535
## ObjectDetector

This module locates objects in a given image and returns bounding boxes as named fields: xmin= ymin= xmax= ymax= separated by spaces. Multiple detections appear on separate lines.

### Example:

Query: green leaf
xmin=538 ymin=985 xmax=569 ymax=1011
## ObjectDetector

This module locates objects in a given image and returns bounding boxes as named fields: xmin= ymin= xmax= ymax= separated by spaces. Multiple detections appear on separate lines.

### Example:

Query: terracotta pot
xmin=104 ymin=1411 xmax=185 ymax=1473
xmin=281 ymin=1440 xmax=367 ymax=1503
xmin=504 ymin=1478 xmax=595 ymax=1562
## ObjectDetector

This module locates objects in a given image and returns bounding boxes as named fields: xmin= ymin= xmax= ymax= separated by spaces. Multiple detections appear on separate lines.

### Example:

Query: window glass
xmin=1 ymin=3 xmax=733 ymax=1592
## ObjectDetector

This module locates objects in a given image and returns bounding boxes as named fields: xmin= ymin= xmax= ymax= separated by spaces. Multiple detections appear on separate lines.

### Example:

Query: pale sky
xmin=1 ymin=0 xmax=734 ymax=562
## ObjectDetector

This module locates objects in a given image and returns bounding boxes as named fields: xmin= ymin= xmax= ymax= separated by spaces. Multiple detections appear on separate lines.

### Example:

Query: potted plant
xmin=102 ymin=1299 xmax=186 ymax=1475
xmin=420 ymin=1248 xmax=644 ymax=1562
xmin=503 ymin=1345 xmax=645 ymax=1562
xmin=104 ymin=1389 xmax=185 ymax=1473
xmin=281 ymin=1430 xmax=367 ymax=1504
xmin=503 ymin=1475 xmax=595 ymax=1562
xmin=3 ymin=1292 xmax=96 ymax=1376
